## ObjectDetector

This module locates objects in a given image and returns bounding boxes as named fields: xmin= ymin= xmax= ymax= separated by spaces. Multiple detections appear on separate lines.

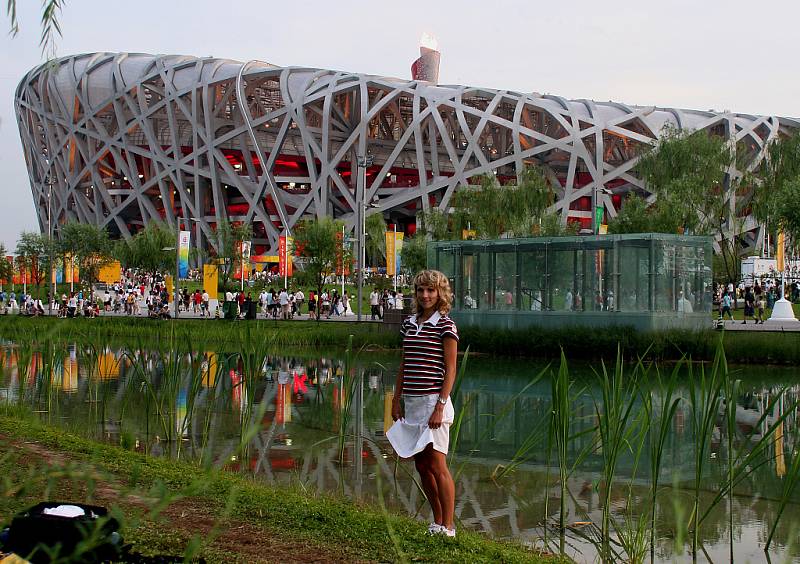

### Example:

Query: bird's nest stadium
xmin=15 ymin=52 xmax=800 ymax=257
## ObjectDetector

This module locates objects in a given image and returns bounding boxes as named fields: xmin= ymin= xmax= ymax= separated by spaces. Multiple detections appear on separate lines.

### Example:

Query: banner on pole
xmin=178 ymin=230 xmax=191 ymax=278
xmin=385 ymin=232 xmax=395 ymax=276
xmin=235 ymin=241 xmax=252 ymax=280
xmin=278 ymin=236 xmax=293 ymax=277
xmin=385 ymin=231 xmax=404 ymax=276
xmin=335 ymin=231 xmax=350 ymax=276
xmin=395 ymin=232 xmax=404 ymax=274
xmin=595 ymin=205 xmax=604 ymax=234
xmin=203 ymin=264 xmax=219 ymax=299
xmin=777 ymin=231 xmax=785 ymax=271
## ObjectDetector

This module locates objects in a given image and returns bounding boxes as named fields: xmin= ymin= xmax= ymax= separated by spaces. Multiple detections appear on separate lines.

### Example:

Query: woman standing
xmin=387 ymin=270 xmax=459 ymax=537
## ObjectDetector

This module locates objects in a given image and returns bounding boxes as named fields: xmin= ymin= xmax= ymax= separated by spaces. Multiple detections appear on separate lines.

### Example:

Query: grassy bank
xmin=1 ymin=315 xmax=799 ymax=364
xmin=0 ymin=315 xmax=398 ymax=351
xmin=0 ymin=411 xmax=557 ymax=563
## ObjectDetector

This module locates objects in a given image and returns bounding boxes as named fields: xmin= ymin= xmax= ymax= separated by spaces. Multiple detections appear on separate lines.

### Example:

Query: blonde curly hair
xmin=412 ymin=270 xmax=453 ymax=315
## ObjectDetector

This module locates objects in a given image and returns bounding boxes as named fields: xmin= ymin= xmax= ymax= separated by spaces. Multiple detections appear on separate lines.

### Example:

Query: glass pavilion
xmin=427 ymin=233 xmax=712 ymax=330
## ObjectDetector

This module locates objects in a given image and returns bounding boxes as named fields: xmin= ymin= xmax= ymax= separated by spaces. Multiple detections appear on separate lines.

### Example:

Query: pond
xmin=1 ymin=341 xmax=798 ymax=563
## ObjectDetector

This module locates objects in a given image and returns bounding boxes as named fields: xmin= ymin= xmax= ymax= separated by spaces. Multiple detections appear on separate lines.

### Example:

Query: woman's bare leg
xmin=426 ymin=445 xmax=455 ymax=529
xmin=415 ymin=449 xmax=443 ymax=524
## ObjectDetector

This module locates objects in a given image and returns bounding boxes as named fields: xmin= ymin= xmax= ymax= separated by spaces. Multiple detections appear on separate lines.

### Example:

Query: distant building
xmin=16 ymin=52 xmax=800 ymax=257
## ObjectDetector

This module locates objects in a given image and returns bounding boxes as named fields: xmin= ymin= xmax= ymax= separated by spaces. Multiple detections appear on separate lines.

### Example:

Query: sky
xmin=1 ymin=0 xmax=798 ymax=251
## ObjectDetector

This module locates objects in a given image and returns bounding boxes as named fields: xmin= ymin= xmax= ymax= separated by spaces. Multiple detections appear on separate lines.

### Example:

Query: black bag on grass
xmin=0 ymin=501 xmax=123 ymax=563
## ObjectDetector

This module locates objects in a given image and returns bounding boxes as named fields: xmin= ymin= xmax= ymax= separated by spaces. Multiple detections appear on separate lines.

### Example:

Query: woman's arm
xmin=428 ymin=336 xmax=457 ymax=429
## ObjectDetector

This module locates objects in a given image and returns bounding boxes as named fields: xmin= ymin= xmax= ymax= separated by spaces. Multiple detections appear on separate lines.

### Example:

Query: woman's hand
xmin=428 ymin=403 xmax=444 ymax=429
xmin=391 ymin=398 xmax=403 ymax=421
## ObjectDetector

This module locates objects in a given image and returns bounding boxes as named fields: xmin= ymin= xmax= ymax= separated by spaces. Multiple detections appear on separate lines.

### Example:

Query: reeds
xmin=3 ymin=327 xmax=800 ymax=562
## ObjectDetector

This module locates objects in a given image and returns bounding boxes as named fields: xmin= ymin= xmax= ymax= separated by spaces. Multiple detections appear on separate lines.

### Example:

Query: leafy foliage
xmin=292 ymin=217 xmax=346 ymax=317
xmin=115 ymin=222 xmax=175 ymax=274
xmin=400 ymin=234 xmax=428 ymax=275
xmin=6 ymin=0 xmax=65 ymax=56
xmin=206 ymin=219 xmax=253 ymax=291
xmin=15 ymin=231 xmax=51 ymax=294
xmin=757 ymin=133 xmax=800 ymax=245
xmin=417 ymin=208 xmax=450 ymax=241
xmin=635 ymin=125 xmax=730 ymax=235
xmin=58 ymin=222 xmax=113 ymax=288
xmin=364 ymin=213 xmax=387 ymax=266
xmin=0 ymin=244 xmax=13 ymax=285
xmin=451 ymin=167 xmax=554 ymax=239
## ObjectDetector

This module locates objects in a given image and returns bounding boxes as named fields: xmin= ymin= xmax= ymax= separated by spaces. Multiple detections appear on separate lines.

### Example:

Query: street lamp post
xmin=47 ymin=174 xmax=54 ymax=314
xmin=356 ymin=155 xmax=373 ymax=322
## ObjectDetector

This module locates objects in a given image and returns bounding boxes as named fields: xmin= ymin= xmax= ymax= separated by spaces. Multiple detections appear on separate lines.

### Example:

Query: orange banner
xmin=279 ymin=236 xmax=293 ymax=277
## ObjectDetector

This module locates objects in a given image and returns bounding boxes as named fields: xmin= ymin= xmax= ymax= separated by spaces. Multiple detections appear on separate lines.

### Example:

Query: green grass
xmin=0 ymin=413 xmax=561 ymax=563
xmin=0 ymin=315 xmax=399 ymax=351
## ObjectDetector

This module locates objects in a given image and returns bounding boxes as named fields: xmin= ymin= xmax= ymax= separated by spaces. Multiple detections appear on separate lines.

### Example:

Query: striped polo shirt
xmin=401 ymin=311 xmax=459 ymax=395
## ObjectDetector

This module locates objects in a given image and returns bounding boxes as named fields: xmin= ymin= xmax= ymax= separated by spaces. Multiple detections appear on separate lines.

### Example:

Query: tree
xmin=206 ymin=219 xmax=253 ymax=291
xmin=292 ymin=217 xmax=344 ymax=320
xmin=58 ymin=222 xmax=113 ymax=288
xmin=774 ymin=178 xmax=800 ymax=245
xmin=116 ymin=222 xmax=175 ymax=275
xmin=0 ymin=245 xmax=12 ymax=288
xmin=417 ymin=208 xmax=451 ymax=240
xmin=16 ymin=231 xmax=52 ymax=297
xmin=449 ymin=166 xmax=555 ymax=239
xmin=365 ymin=213 xmax=387 ymax=267
xmin=6 ymin=0 xmax=64 ymax=56
xmin=400 ymin=234 xmax=428 ymax=276
xmin=636 ymin=125 xmax=731 ymax=235
xmin=537 ymin=213 xmax=580 ymax=237
xmin=755 ymin=133 xmax=800 ymax=247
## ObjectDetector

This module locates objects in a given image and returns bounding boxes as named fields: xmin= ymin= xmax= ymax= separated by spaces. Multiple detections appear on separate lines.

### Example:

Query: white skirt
xmin=387 ymin=394 xmax=454 ymax=458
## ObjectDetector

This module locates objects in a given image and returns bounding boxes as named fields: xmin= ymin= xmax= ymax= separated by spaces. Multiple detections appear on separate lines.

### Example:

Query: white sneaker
xmin=443 ymin=527 xmax=456 ymax=538
xmin=428 ymin=523 xmax=444 ymax=534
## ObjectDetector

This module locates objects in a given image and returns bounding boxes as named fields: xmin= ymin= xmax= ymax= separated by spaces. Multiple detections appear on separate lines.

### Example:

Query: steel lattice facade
xmin=15 ymin=52 xmax=800 ymax=256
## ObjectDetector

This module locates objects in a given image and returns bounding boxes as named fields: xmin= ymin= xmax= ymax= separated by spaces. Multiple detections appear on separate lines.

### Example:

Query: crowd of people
xmin=714 ymin=279 xmax=797 ymax=324
xmin=0 ymin=266 xmax=410 ymax=322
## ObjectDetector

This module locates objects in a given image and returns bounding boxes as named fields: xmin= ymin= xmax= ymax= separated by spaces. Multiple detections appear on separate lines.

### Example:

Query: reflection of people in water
xmin=388 ymin=270 xmax=459 ymax=538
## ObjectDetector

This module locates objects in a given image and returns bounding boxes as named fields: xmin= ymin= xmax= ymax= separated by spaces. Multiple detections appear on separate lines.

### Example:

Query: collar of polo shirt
xmin=408 ymin=310 xmax=441 ymax=328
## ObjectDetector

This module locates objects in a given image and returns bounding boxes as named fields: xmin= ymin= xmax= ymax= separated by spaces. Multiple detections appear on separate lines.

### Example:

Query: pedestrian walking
xmin=720 ymin=291 xmax=734 ymax=320
xmin=756 ymin=291 xmax=766 ymax=324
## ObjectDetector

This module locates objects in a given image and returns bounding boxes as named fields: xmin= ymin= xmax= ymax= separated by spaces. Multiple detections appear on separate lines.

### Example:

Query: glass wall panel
xmin=460 ymin=251 xmax=480 ymax=310
xmin=548 ymin=245 xmax=580 ymax=311
xmin=653 ymin=240 xmax=677 ymax=311
xmin=428 ymin=234 xmax=712 ymax=320
xmin=618 ymin=242 xmax=651 ymax=311
xmin=478 ymin=249 xmax=493 ymax=309
xmin=495 ymin=251 xmax=518 ymax=310
xmin=433 ymin=246 xmax=457 ymax=304
xmin=582 ymin=246 xmax=614 ymax=311
xmin=519 ymin=247 xmax=547 ymax=311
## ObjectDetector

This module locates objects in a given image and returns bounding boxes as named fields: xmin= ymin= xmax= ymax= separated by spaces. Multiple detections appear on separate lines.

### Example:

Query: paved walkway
xmin=38 ymin=305 xmax=384 ymax=323
xmin=717 ymin=319 xmax=800 ymax=332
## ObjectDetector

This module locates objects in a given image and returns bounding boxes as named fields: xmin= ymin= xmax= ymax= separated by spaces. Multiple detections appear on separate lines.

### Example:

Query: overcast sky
xmin=1 ymin=0 xmax=798 ymax=250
